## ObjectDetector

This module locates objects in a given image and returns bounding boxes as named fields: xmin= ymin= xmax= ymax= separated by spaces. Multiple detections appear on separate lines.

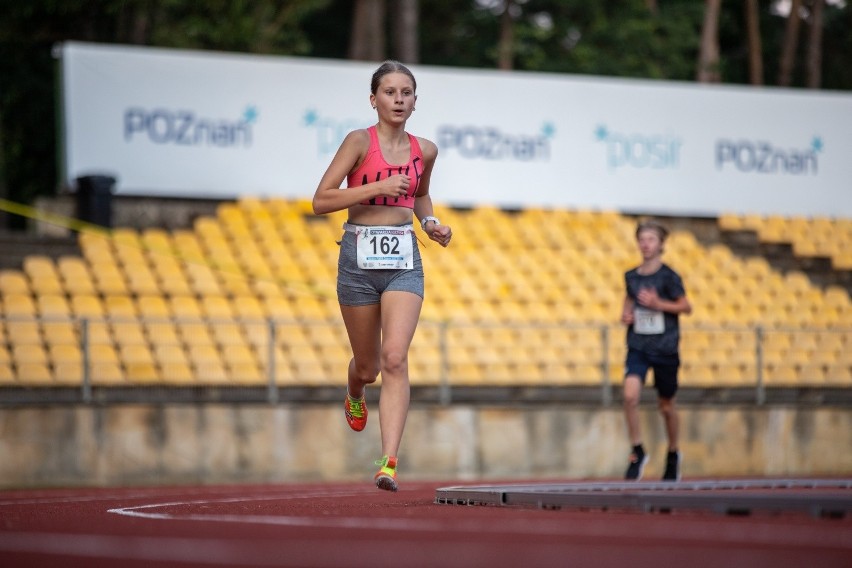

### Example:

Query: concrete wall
xmin=1 ymin=403 xmax=850 ymax=488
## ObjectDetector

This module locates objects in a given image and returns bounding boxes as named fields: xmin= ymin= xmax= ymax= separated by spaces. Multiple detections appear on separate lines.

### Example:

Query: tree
xmin=349 ymin=0 xmax=385 ymax=61
xmin=807 ymin=0 xmax=825 ymax=88
xmin=778 ymin=0 xmax=802 ymax=86
xmin=393 ymin=0 xmax=420 ymax=63
xmin=697 ymin=0 xmax=722 ymax=82
xmin=745 ymin=0 xmax=764 ymax=85
xmin=497 ymin=0 xmax=515 ymax=70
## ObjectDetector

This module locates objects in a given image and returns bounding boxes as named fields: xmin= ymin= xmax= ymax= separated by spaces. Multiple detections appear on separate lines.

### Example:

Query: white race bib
xmin=356 ymin=226 xmax=413 ymax=269
xmin=634 ymin=307 xmax=665 ymax=335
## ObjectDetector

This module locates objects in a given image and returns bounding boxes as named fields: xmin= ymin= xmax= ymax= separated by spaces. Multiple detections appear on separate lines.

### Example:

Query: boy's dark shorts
xmin=624 ymin=348 xmax=680 ymax=399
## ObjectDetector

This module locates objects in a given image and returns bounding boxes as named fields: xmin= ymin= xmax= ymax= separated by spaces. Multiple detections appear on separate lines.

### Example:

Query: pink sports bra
xmin=347 ymin=126 xmax=423 ymax=209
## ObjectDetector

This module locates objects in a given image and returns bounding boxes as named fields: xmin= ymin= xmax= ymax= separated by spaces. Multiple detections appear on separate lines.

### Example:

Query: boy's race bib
xmin=634 ymin=307 xmax=665 ymax=335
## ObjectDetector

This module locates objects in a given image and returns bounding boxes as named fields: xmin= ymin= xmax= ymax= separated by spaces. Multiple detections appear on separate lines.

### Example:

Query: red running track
xmin=1 ymin=480 xmax=850 ymax=568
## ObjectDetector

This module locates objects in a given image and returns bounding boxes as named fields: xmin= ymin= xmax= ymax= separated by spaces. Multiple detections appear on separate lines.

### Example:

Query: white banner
xmin=61 ymin=41 xmax=852 ymax=217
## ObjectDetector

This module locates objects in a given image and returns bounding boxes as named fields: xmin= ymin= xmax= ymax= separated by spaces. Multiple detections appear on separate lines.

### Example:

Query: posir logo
xmin=437 ymin=123 xmax=554 ymax=161
xmin=594 ymin=125 xmax=682 ymax=171
xmin=715 ymin=137 xmax=822 ymax=175
xmin=302 ymin=109 xmax=370 ymax=156
xmin=124 ymin=106 xmax=257 ymax=148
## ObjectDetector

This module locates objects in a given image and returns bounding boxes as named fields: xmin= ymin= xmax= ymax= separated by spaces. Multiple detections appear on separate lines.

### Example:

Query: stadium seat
xmin=3 ymin=293 xmax=36 ymax=317
xmin=88 ymin=344 xmax=120 ymax=365
xmin=111 ymin=321 xmax=147 ymax=346
xmin=193 ymin=360 xmax=230 ymax=384
xmin=160 ymin=361 xmax=195 ymax=384
xmin=37 ymin=294 xmax=71 ymax=318
xmin=15 ymin=362 xmax=53 ymax=385
xmin=125 ymin=362 xmax=160 ymax=383
xmin=6 ymin=321 xmax=42 ymax=345
xmin=154 ymin=344 xmax=189 ymax=366
xmin=71 ymin=294 xmax=105 ymax=319
xmin=13 ymin=344 xmax=49 ymax=365
xmin=0 ymin=362 xmax=15 ymax=384
xmin=145 ymin=321 xmax=181 ymax=346
xmin=90 ymin=362 xmax=125 ymax=385
xmin=104 ymin=296 xmax=138 ymax=320
xmin=0 ymin=270 xmax=30 ymax=294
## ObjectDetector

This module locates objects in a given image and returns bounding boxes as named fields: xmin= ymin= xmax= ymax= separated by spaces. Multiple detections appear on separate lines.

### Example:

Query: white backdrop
xmin=60 ymin=41 xmax=852 ymax=217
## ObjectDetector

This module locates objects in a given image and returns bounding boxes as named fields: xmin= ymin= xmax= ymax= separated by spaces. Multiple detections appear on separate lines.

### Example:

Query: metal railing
xmin=1 ymin=316 xmax=849 ymax=406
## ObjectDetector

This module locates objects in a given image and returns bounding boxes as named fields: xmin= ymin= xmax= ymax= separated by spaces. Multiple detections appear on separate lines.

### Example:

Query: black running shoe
xmin=662 ymin=450 xmax=681 ymax=481
xmin=624 ymin=444 xmax=648 ymax=480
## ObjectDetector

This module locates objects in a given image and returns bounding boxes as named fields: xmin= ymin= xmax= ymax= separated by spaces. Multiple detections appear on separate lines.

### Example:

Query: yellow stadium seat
xmin=0 ymin=345 xmax=9 ymax=364
xmin=6 ymin=321 xmax=42 ymax=344
xmin=233 ymin=296 xmax=265 ymax=320
xmin=58 ymin=257 xmax=96 ymax=295
xmin=178 ymin=322 xmax=215 ymax=346
xmin=125 ymin=362 xmax=160 ymax=384
xmin=763 ymin=363 xmax=799 ymax=386
xmin=120 ymin=344 xmax=155 ymax=366
xmin=105 ymin=296 xmax=137 ymax=319
xmin=154 ymin=344 xmax=189 ymax=365
xmin=13 ymin=344 xmax=48 ymax=365
xmin=3 ymin=293 xmax=36 ymax=317
xmin=71 ymin=294 xmax=105 ymax=319
xmin=193 ymin=360 xmax=230 ymax=384
xmin=0 ymin=270 xmax=30 ymax=294
xmin=221 ymin=344 xmax=258 ymax=366
xmin=111 ymin=321 xmax=147 ymax=346
xmin=50 ymin=344 xmax=82 ymax=365
xmin=90 ymin=362 xmax=124 ymax=385
xmin=144 ymin=321 xmax=181 ymax=346
xmin=30 ymin=274 xmax=64 ymax=295
xmin=42 ymin=321 xmax=78 ymax=346
xmin=228 ymin=361 xmax=265 ymax=384
xmin=797 ymin=363 xmax=826 ymax=385
xmin=210 ymin=322 xmax=247 ymax=346
xmin=160 ymin=361 xmax=195 ymax=384
xmin=201 ymin=296 xmax=235 ymax=320
xmin=83 ymin=321 xmax=112 ymax=344
xmin=36 ymin=294 xmax=71 ymax=318
xmin=15 ymin=362 xmax=53 ymax=385
xmin=88 ymin=344 xmax=120 ymax=365
xmin=825 ymin=364 xmax=851 ymax=385
xmin=54 ymin=362 xmax=83 ymax=385
xmin=126 ymin=271 xmax=161 ymax=295
xmin=170 ymin=296 xmax=203 ymax=319
xmin=159 ymin=275 xmax=193 ymax=296
xmin=0 ymin=363 xmax=15 ymax=384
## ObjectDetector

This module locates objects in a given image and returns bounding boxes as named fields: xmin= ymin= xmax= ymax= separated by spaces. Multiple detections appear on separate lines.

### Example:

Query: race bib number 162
xmin=356 ymin=226 xmax=413 ymax=269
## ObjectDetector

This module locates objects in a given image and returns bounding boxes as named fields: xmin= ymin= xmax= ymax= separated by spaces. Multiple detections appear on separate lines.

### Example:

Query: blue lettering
xmin=437 ymin=125 xmax=549 ymax=161
xmin=600 ymin=128 xmax=681 ymax=171
xmin=715 ymin=139 xmax=817 ymax=175
xmin=123 ymin=107 xmax=254 ymax=148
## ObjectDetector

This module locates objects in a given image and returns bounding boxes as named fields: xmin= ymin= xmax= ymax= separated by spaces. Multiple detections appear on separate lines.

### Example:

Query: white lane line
xmin=105 ymin=493 xmax=852 ymax=551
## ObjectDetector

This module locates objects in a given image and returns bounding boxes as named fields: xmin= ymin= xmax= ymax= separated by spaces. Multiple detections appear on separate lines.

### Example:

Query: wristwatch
xmin=420 ymin=216 xmax=441 ymax=230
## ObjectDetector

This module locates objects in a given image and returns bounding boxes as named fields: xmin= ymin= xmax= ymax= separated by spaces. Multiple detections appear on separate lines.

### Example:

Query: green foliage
xmin=0 ymin=0 xmax=849 ymax=215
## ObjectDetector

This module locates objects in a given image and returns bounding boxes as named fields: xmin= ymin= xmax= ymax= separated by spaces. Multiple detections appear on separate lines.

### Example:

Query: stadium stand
xmin=0 ymin=199 xmax=849 ymax=391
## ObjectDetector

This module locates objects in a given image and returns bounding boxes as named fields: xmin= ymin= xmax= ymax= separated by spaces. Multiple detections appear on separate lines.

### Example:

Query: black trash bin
xmin=75 ymin=174 xmax=116 ymax=228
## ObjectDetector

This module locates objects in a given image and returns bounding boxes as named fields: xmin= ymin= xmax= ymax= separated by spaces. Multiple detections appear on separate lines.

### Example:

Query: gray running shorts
xmin=336 ymin=226 xmax=424 ymax=306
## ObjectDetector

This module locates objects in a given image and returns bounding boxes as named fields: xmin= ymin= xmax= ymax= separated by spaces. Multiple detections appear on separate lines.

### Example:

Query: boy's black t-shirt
xmin=624 ymin=264 xmax=686 ymax=357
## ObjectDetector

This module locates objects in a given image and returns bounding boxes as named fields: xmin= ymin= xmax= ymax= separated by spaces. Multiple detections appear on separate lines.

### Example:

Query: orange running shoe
xmin=374 ymin=455 xmax=398 ymax=492
xmin=344 ymin=394 xmax=367 ymax=432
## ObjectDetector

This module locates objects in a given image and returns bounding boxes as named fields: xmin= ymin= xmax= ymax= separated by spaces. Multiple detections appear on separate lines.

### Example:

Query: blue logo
xmin=594 ymin=125 xmax=682 ymax=171
xmin=302 ymin=109 xmax=371 ymax=156
xmin=437 ymin=123 xmax=554 ymax=161
xmin=124 ymin=106 xmax=257 ymax=148
xmin=715 ymin=137 xmax=821 ymax=175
